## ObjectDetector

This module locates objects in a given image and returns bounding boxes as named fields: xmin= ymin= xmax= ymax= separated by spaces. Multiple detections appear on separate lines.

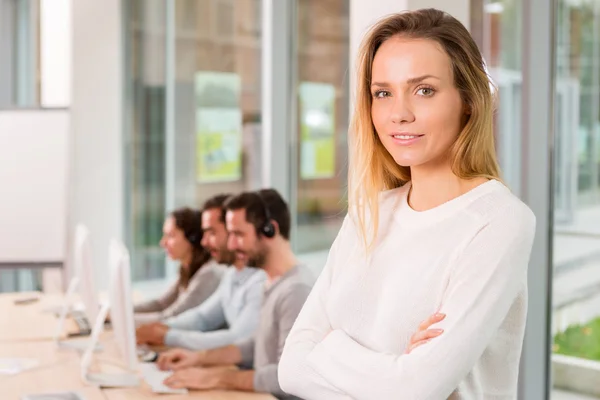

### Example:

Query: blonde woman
xmin=279 ymin=9 xmax=536 ymax=400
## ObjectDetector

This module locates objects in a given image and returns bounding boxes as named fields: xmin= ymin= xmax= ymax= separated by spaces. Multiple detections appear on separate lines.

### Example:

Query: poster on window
xmin=299 ymin=82 xmax=336 ymax=179
xmin=195 ymin=72 xmax=242 ymax=183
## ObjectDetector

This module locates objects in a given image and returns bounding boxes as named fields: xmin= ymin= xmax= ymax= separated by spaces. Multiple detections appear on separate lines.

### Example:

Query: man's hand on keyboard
xmin=163 ymin=366 xmax=230 ymax=390
xmin=136 ymin=322 xmax=168 ymax=346
xmin=157 ymin=348 xmax=201 ymax=371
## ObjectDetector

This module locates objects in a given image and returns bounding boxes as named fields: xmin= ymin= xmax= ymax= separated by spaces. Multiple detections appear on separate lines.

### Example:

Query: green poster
xmin=195 ymin=72 xmax=242 ymax=183
xmin=299 ymin=82 xmax=336 ymax=179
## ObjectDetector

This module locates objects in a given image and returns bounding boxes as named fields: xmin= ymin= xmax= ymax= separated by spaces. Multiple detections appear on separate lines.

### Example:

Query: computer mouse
xmin=140 ymin=350 xmax=159 ymax=363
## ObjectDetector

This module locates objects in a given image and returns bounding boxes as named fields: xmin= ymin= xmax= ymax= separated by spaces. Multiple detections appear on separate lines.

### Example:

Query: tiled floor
xmin=552 ymin=389 xmax=599 ymax=400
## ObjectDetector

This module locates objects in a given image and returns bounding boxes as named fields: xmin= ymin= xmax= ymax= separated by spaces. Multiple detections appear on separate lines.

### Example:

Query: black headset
xmin=255 ymin=192 xmax=276 ymax=238
xmin=185 ymin=210 xmax=203 ymax=246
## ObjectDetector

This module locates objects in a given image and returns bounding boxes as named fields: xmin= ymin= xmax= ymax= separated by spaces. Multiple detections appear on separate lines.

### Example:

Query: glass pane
xmin=481 ymin=0 xmax=524 ymax=195
xmin=551 ymin=0 xmax=600 ymax=398
xmin=124 ymin=0 xmax=168 ymax=282
xmin=124 ymin=0 xmax=262 ymax=283
xmin=171 ymin=0 xmax=262 ymax=209
xmin=0 ymin=0 xmax=39 ymax=108
xmin=0 ymin=269 xmax=43 ymax=293
xmin=293 ymin=0 xmax=350 ymax=272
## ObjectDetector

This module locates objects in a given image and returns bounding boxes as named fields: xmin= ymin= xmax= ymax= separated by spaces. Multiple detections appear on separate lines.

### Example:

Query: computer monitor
xmin=81 ymin=239 xmax=139 ymax=387
xmin=54 ymin=224 xmax=99 ymax=345
xmin=107 ymin=239 xmax=138 ymax=372
xmin=74 ymin=224 xmax=99 ymax=323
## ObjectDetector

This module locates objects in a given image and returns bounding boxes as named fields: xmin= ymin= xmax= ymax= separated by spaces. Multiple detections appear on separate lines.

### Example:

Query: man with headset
xmin=136 ymin=193 xmax=266 ymax=352
xmin=157 ymin=189 xmax=313 ymax=400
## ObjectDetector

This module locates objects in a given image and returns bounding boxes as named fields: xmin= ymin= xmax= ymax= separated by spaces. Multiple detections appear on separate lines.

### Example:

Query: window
xmin=124 ymin=0 xmax=262 ymax=282
xmin=551 ymin=1 xmax=600 ymax=397
xmin=0 ymin=0 xmax=40 ymax=108
xmin=292 ymin=0 xmax=350 ymax=274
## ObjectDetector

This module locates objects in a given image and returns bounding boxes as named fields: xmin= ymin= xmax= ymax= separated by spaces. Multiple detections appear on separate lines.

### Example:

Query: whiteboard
xmin=0 ymin=110 xmax=69 ymax=264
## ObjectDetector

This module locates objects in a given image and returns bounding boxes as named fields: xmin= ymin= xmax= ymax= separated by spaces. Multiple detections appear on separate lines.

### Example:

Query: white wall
xmin=40 ymin=0 xmax=71 ymax=107
xmin=0 ymin=110 xmax=69 ymax=264
xmin=71 ymin=0 xmax=123 ymax=289
xmin=407 ymin=0 xmax=470 ymax=29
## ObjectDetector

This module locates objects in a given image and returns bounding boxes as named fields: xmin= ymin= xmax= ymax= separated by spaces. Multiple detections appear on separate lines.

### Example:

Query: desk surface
xmin=18 ymin=387 xmax=106 ymax=400
xmin=103 ymin=387 xmax=276 ymax=400
xmin=0 ymin=341 xmax=88 ymax=400
xmin=0 ymin=292 xmax=77 ymax=341
xmin=2 ymin=292 xmax=277 ymax=400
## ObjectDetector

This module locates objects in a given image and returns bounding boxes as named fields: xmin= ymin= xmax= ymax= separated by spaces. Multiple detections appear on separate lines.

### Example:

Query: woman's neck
xmin=408 ymin=164 xmax=488 ymax=211
xmin=180 ymin=252 xmax=193 ymax=269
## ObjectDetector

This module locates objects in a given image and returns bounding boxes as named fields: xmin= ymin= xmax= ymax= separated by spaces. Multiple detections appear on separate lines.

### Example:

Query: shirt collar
xmin=231 ymin=266 xmax=260 ymax=286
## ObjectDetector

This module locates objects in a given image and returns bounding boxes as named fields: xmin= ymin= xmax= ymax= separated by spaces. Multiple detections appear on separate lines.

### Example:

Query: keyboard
xmin=68 ymin=310 xmax=91 ymax=336
xmin=139 ymin=362 xmax=188 ymax=394
xmin=21 ymin=391 xmax=86 ymax=400
xmin=85 ymin=372 xmax=139 ymax=388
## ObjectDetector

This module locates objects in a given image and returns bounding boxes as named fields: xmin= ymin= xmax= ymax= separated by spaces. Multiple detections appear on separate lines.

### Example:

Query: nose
xmin=227 ymin=235 xmax=237 ymax=251
xmin=159 ymin=237 xmax=166 ymax=248
xmin=201 ymin=234 xmax=208 ymax=248
xmin=390 ymin=94 xmax=415 ymax=124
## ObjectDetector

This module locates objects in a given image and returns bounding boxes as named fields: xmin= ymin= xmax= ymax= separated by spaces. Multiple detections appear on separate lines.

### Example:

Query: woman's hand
xmin=405 ymin=313 xmax=446 ymax=354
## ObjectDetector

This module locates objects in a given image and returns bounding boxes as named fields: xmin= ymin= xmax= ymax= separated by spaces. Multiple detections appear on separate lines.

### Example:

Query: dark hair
xmin=170 ymin=207 xmax=211 ymax=288
xmin=224 ymin=189 xmax=291 ymax=240
xmin=202 ymin=194 xmax=231 ymax=223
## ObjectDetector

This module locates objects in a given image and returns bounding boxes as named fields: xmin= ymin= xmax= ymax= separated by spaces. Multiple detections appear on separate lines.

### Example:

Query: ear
xmin=463 ymin=103 xmax=472 ymax=115
xmin=269 ymin=220 xmax=280 ymax=237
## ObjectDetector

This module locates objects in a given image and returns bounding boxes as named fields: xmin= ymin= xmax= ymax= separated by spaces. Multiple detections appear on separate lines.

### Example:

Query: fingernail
xmin=435 ymin=313 xmax=446 ymax=318
xmin=432 ymin=329 xmax=444 ymax=334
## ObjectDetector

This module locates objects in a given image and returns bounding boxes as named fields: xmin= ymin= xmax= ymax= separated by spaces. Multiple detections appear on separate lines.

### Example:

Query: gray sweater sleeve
xmin=160 ymin=265 xmax=224 ymax=320
xmin=133 ymin=280 xmax=179 ymax=313
xmin=254 ymin=283 xmax=312 ymax=397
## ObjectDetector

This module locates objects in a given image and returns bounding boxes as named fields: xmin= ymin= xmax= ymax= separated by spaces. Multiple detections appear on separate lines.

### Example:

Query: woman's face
xmin=370 ymin=37 xmax=467 ymax=170
xmin=159 ymin=216 xmax=192 ymax=263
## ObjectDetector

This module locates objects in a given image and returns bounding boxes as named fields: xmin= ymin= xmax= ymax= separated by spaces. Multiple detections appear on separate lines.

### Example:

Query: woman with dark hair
xmin=134 ymin=207 xmax=225 ymax=325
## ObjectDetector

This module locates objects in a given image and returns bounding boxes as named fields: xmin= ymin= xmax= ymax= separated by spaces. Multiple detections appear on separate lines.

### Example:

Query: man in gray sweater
xmin=157 ymin=189 xmax=313 ymax=400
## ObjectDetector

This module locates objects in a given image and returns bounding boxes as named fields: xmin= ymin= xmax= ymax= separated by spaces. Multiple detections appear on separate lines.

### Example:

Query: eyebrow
xmin=371 ymin=74 xmax=440 ymax=87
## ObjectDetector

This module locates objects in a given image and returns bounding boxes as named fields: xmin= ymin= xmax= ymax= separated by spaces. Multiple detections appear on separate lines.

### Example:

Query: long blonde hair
xmin=348 ymin=8 xmax=500 ymax=250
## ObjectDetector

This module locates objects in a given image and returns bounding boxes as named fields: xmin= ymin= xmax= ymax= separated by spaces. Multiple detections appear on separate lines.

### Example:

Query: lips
xmin=390 ymin=132 xmax=423 ymax=140
xmin=389 ymin=132 xmax=424 ymax=146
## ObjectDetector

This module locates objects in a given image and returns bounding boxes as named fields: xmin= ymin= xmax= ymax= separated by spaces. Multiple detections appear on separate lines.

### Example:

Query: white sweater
xmin=279 ymin=180 xmax=536 ymax=400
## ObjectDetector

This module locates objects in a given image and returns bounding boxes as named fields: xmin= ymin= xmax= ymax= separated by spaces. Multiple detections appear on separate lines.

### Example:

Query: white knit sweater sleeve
xmin=278 ymin=216 xmax=353 ymax=400
xmin=279 ymin=203 xmax=535 ymax=400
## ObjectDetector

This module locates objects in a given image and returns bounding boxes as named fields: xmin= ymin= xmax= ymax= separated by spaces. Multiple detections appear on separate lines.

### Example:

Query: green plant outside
xmin=554 ymin=317 xmax=600 ymax=361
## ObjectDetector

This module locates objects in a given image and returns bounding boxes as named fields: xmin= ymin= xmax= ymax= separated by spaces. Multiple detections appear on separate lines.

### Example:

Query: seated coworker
xmin=134 ymin=208 xmax=225 ymax=325
xmin=157 ymin=189 xmax=312 ymax=400
xmin=136 ymin=194 xmax=266 ymax=351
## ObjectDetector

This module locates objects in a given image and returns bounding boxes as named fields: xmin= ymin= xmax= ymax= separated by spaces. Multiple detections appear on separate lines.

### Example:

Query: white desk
xmin=1 ymin=292 xmax=277 ymax=400
xmin=0 ymin=292 xmax=77 ymax=341
xmin=103 ymin=387 xmax=277 ymax=400
xmin=0 ymin=341 xmax=89 ymax=399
